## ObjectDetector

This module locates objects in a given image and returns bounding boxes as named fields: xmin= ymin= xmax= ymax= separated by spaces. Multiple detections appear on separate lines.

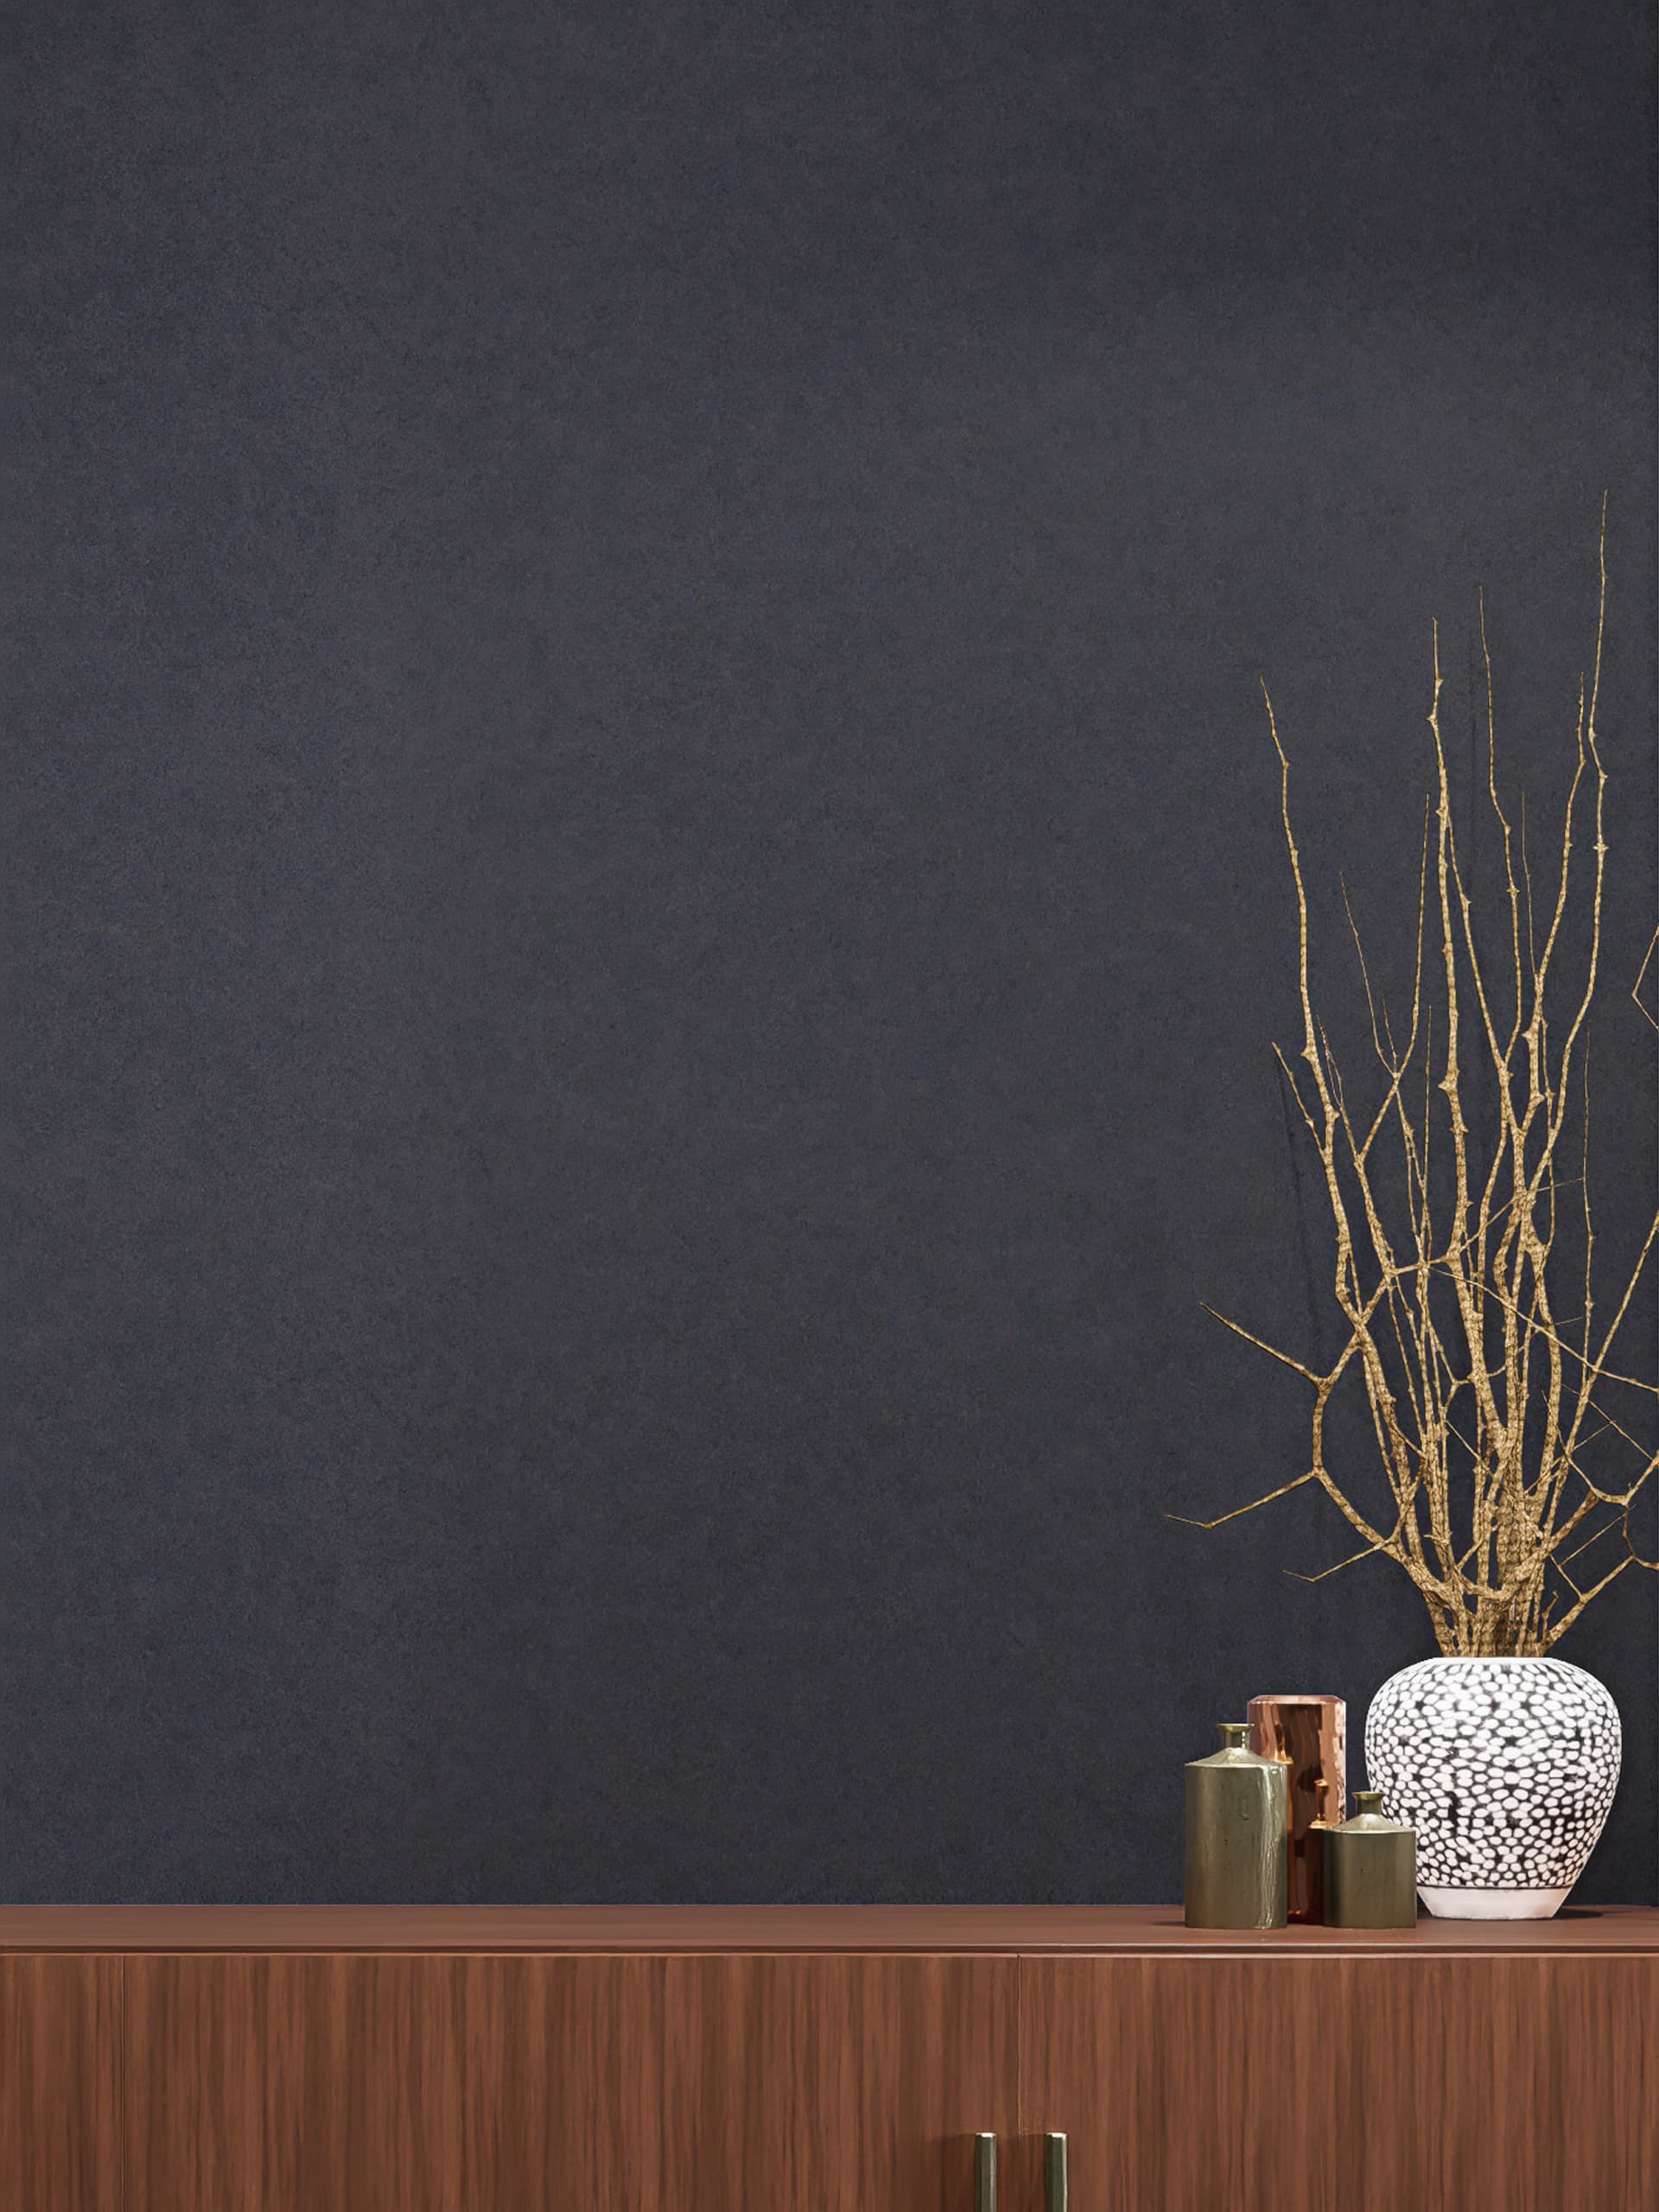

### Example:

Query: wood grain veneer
xmin=124 ymin=1953 xmax=662 ymax=2212
xmin=661 ymin=1952 xmax=1017 ymax=2211
xmin=3 ymin=1901 xmax=1656 ymax=1951
xmin=0 ymin=1955 xmax=121 ymax=2212
xmin=5 ymin=1908 xmax=1653 ymax=2209
xmin=1023 ymin=1952 xmax=1659 ymax=2212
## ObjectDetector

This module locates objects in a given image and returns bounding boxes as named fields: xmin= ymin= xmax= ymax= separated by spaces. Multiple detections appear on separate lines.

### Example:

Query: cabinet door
xmin=1022 ymin=1953 xmax=1659 ymax=2212
xmin=663 ymin=1951 xmax=1019 ymax=2211
xmin=124 ymin=1952 xmax=663 ymax=2211
xmin=0 ymin=1955 xmax=121 ymax=2212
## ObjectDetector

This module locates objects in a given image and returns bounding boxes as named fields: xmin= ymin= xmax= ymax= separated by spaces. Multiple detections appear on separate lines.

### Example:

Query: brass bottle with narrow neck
xmin=1184 ymin=1722 xmax=1288 ymax=1929
xmin=1324 ymin=1790 xmax=1418 ymax=1928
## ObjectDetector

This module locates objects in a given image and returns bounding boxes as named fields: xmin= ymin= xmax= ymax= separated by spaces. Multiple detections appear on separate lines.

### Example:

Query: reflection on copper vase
xmin=1248 ymin=1694 xmax=1347 ymax=1923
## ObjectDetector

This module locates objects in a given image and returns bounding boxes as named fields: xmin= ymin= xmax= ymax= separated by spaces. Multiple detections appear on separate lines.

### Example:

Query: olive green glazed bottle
xmin=1184 ymin=1722 xmax=1289 ymax=1929
xmin=1324 ymin=1790 xmax=1418 ymax=1927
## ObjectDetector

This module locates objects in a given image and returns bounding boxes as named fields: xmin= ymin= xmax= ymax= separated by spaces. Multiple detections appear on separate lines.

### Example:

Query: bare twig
xmin=1186 ymin=507 xmax=1658 ymax=1653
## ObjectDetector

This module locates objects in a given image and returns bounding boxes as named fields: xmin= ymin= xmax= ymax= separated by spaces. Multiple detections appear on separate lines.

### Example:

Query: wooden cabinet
xmin=121 ymin=1948 xmax=1018 ymax=2212
xmin=2 ymin=1904 xmax=1655 ymax=2211
xmin=1023 ymin=1951 xmax=1659 ymax=2212
xmin=0 ymin=1955 xmax=121 ymax=2212
xmin=124 ymin=1953 xmax=662 ymax=2211
xmin=661 ymin=1951 xmax=1017 ymax=2210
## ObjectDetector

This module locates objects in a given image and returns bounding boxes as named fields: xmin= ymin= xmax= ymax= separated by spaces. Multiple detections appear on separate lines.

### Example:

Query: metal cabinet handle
xmin=1045 ymin=2132 xmax=1068 ymax=2212
xmin=974 ymin=2132 xmax=996 ymax=2212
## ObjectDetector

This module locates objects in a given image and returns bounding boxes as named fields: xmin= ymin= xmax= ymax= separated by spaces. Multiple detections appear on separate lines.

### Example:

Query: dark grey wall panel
xmin=6 ymin=4 xmax=1656 ymax=1902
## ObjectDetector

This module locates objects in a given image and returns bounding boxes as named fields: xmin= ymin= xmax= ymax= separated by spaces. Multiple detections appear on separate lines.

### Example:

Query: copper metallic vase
xmin=1248 ymin=1694 xmax=1347 ymax=1923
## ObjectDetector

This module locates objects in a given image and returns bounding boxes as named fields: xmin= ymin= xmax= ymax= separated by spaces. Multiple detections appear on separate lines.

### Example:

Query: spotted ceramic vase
xmin=1363 ymin=1656 xmax=1621 ymax=1919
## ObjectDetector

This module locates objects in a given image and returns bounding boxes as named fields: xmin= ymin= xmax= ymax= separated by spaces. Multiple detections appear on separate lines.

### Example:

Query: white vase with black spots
xmin=1363 ymin=1656 xmax=1621 ymax=1919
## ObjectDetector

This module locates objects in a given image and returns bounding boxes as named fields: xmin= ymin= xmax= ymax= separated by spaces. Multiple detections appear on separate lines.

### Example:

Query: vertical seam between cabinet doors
xmin=1016 ymin=1952 xmax=1026 ymax=2149
xmin=118 ymin=1952 xmax=126 ymax=2212
xmin=657 ymin=1952 xmax=669 ymax=2211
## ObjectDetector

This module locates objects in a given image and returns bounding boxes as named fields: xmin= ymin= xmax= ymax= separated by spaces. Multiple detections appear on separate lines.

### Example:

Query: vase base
xmin=1418 ymin=1884 xmax=1570 ymax=1921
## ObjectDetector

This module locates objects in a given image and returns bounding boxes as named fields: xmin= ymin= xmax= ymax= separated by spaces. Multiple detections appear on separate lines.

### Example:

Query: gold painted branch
xmin=1178 ymin=501 xmax=1659 ymax=1657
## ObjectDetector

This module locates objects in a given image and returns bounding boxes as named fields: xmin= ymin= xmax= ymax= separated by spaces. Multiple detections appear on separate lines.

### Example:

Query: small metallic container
xmin=1324 ymin=1790 xmax=1418 ymax=1928
xmin=1185 ymin=1722 xmax=1288 ymax=1929
xmin=1248 ymin=1693 xmax=1347 ymax=1923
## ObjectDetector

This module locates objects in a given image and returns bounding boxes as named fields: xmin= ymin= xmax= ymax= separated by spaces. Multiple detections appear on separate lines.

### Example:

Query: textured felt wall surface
xmin=8 ymin=3 xmax=1656 ymax=1903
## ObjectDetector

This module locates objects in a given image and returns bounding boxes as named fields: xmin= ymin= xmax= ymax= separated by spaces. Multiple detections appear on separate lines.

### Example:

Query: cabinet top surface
xmin=1 ymin=1904 xmax=1656 ymax=1953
